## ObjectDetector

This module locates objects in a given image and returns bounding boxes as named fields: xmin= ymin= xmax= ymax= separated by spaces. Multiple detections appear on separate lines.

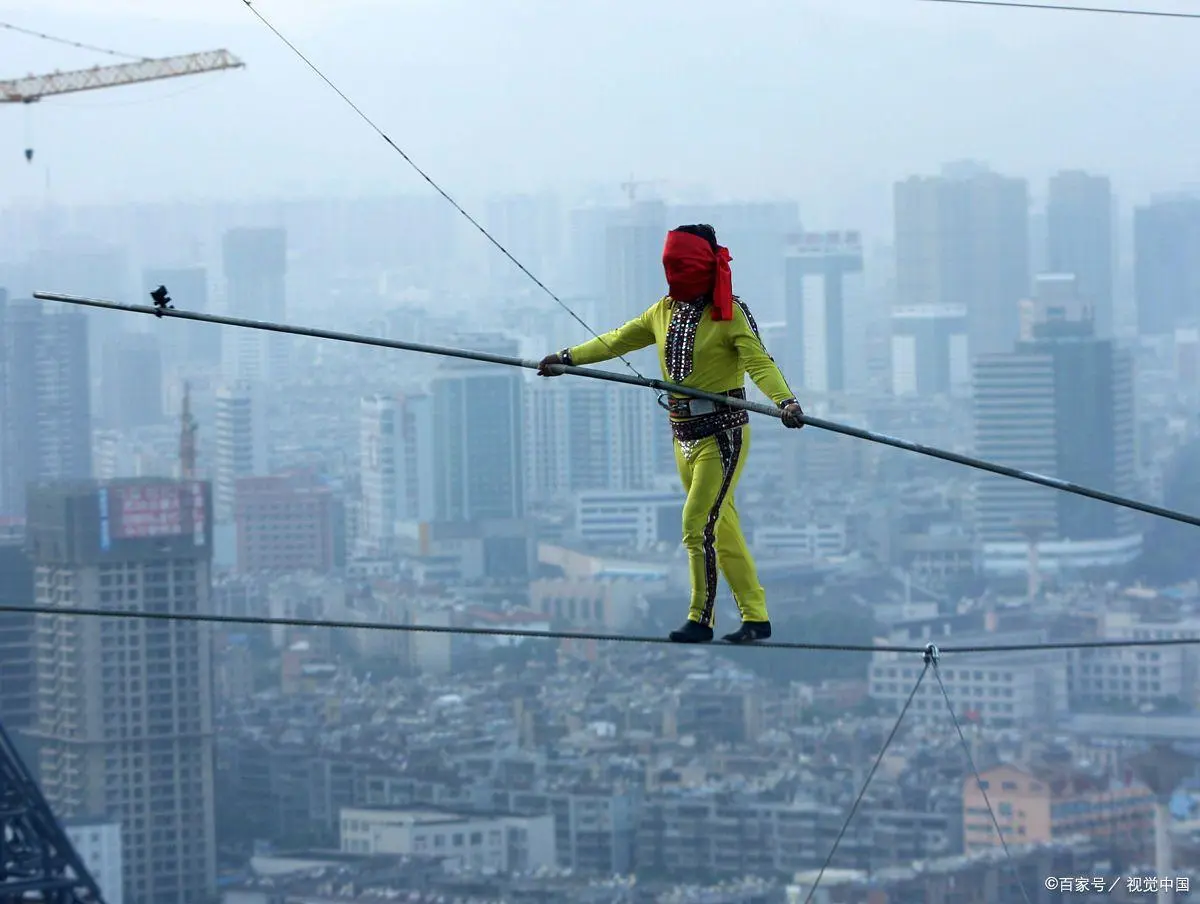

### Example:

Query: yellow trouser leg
xmin=715 ymin=496 xmax=770 ymax=623
xmin=676 ymin=425 xmax=761 ymax=628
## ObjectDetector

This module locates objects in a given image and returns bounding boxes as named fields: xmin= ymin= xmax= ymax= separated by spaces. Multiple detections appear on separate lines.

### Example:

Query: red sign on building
xmin=110 ymin=482 xmax=205 ymax=543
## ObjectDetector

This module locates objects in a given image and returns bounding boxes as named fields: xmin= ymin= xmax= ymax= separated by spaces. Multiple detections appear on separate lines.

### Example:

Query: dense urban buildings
xmin=5 ymin=156 xmax=1200 ymax=903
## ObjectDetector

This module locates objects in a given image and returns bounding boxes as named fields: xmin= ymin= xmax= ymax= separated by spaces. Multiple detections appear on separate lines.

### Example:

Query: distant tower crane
xmin=1 ymin=49 xmax=245 ymax=162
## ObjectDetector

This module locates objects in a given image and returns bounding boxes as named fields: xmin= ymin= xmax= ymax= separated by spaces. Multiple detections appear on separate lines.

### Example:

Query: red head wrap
xmin=662 ymin=230 xmax=734 ymax=321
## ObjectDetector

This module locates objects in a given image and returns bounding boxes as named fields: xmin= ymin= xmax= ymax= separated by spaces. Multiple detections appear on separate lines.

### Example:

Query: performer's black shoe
xmin=669 ymin=620 xmax=714 ymax=644
xmin=722 ymin=621 xmax=772 ymax=644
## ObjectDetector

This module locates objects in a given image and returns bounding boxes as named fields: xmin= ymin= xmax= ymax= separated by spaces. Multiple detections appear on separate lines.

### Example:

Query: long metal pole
xmin=33 ymin=289 xmax=1200 ymax=530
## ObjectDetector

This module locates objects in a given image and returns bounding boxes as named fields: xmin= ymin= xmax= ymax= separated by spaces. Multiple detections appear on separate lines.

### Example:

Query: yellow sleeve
xmin=730 ymin=302 xmax=798 ymax=406
xmin=565 ymin=304 xmax=656 ymax=366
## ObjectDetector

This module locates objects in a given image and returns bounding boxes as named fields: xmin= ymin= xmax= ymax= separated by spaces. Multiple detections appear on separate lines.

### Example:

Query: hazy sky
xmin=2 ymin=0 xmax=1198 ymax=235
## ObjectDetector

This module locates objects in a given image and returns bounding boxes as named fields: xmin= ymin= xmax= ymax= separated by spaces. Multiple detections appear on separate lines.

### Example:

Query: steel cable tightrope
xmin=33 ymin=288 xmax=1200 ymax=534
xmin=236 ymin=0 xmax=656 ymax=401
xmin=0 ymin=603 xmax=911 ymax=653
xmin=6 ymin=602 xmax=1200 ymax=654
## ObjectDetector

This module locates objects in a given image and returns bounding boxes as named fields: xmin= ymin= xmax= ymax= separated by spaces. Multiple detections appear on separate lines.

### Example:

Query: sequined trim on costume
xmin=698 ymin=427 xmax=744 ymax=627
xmin=664 ymin=301 xmax=706 ymax=383
xmin=671 ymin=408 xmax=750 ymax=443
xmin=733 ymin=297 xmax=762 ymax=339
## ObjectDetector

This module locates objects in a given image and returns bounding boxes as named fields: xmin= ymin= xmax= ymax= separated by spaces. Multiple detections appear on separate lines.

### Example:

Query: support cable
xmin=917 ymin=0 xmax=1200 ymax=20
xmin=0 ymin=21 xmax=147 ymax=60
xmin=932 ymin=651 xmax=1036 ymax=904
xmin=237 ymin=0 xmax=653 ymax=394
xmin=802 ymin=649 xmax=931 ymax=904
xmin=34 ymin=289 xmax=1200 ymax=532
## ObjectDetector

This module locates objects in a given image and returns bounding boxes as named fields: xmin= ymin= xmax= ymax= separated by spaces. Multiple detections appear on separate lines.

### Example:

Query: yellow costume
xmin=564 ymin=296 xmax=797 ymax=631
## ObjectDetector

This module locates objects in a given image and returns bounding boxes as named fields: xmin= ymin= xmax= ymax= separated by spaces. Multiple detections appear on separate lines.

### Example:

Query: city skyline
xmin=4 ymin=0 xmax=1200 ymax=894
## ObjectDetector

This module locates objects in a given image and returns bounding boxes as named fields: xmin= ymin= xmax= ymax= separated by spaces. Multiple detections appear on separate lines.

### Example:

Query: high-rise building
xmin=891 ymin=305 xmax=969 ymax=397
xmin=234 ymin=473 xmax=342 ymax=574
xmin=783 ymin=230 xmax=866 ymax=394
xmin=973 ymin=300 xmax=1138 ymax=578
xmin=358 ymin=393 xmax=434 ymax=552
xmin=895 ymin=163 xmax=1030 ymax=357
xmin=601 ymin=201 xmax=675 ymax=474
xmin=1046 ymin=171 xmax=1115 ymax=338
xmin=213 ymin=382 xmax=267 ymax=523
xmin=525 ymin=379 xmax=656 ymax=503
xmin=221 ymin=228 xmax=287 ymax=382
xmin=101 ymin=332 xmax=164 ymax=430
xmin=1 ymin=301 xmax=92 ymax=517
xmin=26 ymin=478 xmax=216 ymax=904
xmin=431 ymin=338 xmax=525 ymax=523
xmin=25 ymin=244 xmax=129 ymax=364
xmin=605 ymin=201 xmax=667 ymax=328
xmin=64 ymin=818 xmax=124 ymax=904
xmin=142 ymin=268 xmax=218 ymax=368
xmin=0 ymin=533 xmax=34 ymax=733
xmin=566 ymin=205 xmax=612 ymax=302
xmin=1134 ymin=195 xmax=1200 ymax=336
xmin=485 ymin=193 xmax=561 ymax=295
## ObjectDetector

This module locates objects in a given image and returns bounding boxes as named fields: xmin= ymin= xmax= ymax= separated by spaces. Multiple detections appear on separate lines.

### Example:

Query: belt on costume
xmin=665 ymin=387 xmax=746 ymax=418
xmin=668 ymin=389 xmax=750 ymax=443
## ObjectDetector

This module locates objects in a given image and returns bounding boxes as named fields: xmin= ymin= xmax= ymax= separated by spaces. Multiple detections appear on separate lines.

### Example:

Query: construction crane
xmin=1 ymin=50 xmax=245 ymax=161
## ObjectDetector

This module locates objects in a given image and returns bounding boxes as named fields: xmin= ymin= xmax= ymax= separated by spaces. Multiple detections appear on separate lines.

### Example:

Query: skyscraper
xmin=605 ymin=201 xmax=667 ymax=328
xmin=1046 ymin=171 xmax=1115 ymax=338
xmin=525 ymin=379 xmax=656 ymax=503
xmin=359 ymin=393 xmax=434 ymax=551
xmin=895 ymin=164 xmax=1030 ymax=357
xmin=213 ymin=382 xmax=267 ymax=524
xmin=101 ymin=332 xmax=164 ymax=430
xmin=890 ymin=305 xmax=969 ymax=397
xmin=1134 ymin=195 xmax=1200 ymax=336
xmin=783 ymin=230 xmax=865 ymax=394
xmin=0 ymin=534 xmax=35 ymax=733
xmin=221 ymin=229 xmax=287 ymax=382
xmin=26 ymin=478 xmax=216 ymax=904
xmin=430 ymin=337 xmax=525 ymax=523
xmin=973 ymin=300 xmax=1138 ymax=578
xmin=1 ymin=301 xmax=92 ymax=517
xmin=485 ymin=193 xmax=561 ymax=296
